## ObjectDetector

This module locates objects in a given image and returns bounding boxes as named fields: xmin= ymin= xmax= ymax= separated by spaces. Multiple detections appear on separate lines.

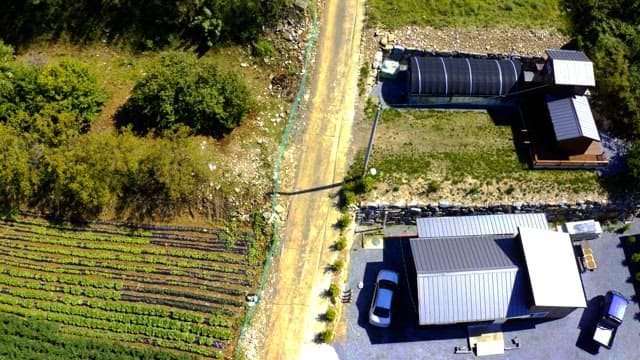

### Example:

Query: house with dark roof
xmin=410 ymin=214 xmax=587 ymax=326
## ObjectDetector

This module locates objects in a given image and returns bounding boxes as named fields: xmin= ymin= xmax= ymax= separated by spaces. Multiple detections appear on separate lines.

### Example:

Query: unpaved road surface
xmin=242 ymin=0 xmax=364 ymax=359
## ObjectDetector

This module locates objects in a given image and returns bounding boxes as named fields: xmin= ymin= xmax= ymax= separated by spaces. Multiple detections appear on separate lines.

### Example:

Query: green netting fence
xmin=235 ymin=5 xmax=319 ymax=359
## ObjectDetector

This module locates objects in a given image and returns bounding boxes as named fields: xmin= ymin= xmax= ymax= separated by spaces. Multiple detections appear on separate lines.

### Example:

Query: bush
xmin=627 ymin=236 xmax=637 ymax=245
xmin=325 ymin=308 xmax=337 ymax=322
xmin=335 ymin=237 xmax=347 ymax=251
xmin=318 ymin=329 xmax=334 ymax=343
xmin=340 ymin=190 xmax=356 ymax=210
xmin=426 ymin=180 xmax=440 ymax=194
xmin=253 ymin=38 xmax=276 ymax=58
xmin=327 ymin=284 xmax=340 ymax=300
xmin=119 ymin=52 xmax=252 ymax=137
xmin=336 ymin=214 xmax=352 ymax=230
xmin=331 ymin=260 xmax=345 ymax=273
xmin=631 ymin=253 xmax=640 ymax=264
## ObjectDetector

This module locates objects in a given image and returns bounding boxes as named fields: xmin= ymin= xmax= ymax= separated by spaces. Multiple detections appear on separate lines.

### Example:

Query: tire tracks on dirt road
xmin=244 ymin=0 xmax=364 ymax=359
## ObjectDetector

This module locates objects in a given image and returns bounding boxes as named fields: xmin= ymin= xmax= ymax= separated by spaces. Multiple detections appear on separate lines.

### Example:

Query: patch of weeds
xmin=253 ymin=37 xmax=275 ymax=58
xmin=364 ymin=97 xmax=377 ymax=119
xmin=426 ymin=180 xmax=441 ymax=194
xmin=505 ymin=185 xmax=515 ymax=195
xmin=627 ymin=236 xmax=637 ymax=246
xmin=617 ymin=223 xmax=631 ymax=234
xmin=358 ymin=62 xmax=370 ymax=96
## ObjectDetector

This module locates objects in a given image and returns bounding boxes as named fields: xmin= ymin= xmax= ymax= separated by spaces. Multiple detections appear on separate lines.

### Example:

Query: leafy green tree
xmin=120 ymin=52 xmax=252 ymax=137
xmin=0 ymin=124 xmax=34 ymax=216
xmin=0 ymin=59 xmax=105 ymax=146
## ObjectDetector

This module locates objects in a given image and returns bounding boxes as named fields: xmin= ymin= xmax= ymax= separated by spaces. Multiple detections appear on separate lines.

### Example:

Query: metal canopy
xmin=518 ymin=227 xmax=587 ymax=308
xmin=417 ymin=213 xmax=549 ymax=238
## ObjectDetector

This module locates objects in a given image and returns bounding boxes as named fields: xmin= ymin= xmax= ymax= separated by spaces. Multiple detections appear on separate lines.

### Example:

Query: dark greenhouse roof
xmin=409 ymin=57 xmax=522 ymax=97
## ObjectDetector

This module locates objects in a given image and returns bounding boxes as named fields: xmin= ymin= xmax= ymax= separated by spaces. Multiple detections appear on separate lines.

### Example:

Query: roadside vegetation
xmin=367 ymin=0 xmax=566 ymax=30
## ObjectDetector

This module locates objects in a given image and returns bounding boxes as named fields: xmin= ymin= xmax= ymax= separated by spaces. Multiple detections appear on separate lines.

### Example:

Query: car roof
xmin=377 ymin=269 xmax=399 ymax=284
xmin=607 ymin=291 xmax=629 ymax=321
xmin=375 ymin=288 xmax=394 ymax=309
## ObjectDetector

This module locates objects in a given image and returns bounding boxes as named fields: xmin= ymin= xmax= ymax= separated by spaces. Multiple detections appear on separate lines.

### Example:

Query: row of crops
xmin=0 ymin=215 xmax=263 ymax=359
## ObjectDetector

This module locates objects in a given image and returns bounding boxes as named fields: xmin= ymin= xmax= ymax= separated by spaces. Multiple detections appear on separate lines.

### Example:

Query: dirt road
xmin=244 ymin=1 xmax=364 ymax=359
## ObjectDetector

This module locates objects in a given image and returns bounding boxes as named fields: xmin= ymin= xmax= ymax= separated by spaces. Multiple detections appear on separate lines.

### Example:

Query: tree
xmin=0 ymin=58 xmax=106 ymax=146
xmin=0 ymin=124 xmax=34 ymax=216
xmin=120 ymin=52 xmax=252 ymax=137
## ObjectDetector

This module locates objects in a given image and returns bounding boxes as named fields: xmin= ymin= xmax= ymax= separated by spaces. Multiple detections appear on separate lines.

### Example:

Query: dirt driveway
xmin=242 ymin=1 xmax=365 ymax=359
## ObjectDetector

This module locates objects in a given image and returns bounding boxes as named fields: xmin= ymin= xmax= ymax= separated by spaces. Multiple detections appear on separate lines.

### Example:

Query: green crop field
xmin=0 ymin=215 xmax=264 ymax=359
xmin=367 ymin=0 xmax=567 ymax=30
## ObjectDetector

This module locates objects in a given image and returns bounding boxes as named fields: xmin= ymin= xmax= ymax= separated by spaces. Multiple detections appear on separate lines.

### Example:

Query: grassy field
xmin=367 ymin=0 xmax=567 ymax=30
xmin=363 ymin=109 xmax=605 ymax=204
xmin=0 ymin=215 xmax=268 ymax=359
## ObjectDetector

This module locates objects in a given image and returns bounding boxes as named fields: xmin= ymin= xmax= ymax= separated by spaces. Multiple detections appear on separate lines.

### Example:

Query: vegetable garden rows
xmin=0 ymin=216 xmax=262 ymax=359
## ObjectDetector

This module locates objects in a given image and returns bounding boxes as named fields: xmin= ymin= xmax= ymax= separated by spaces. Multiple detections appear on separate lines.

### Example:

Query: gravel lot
xmin=334 ymin=221 xmax=640 ymax=359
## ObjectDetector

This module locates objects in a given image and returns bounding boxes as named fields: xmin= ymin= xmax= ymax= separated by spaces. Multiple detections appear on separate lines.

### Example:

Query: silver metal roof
xmin=519 ymin=228 xmax=587 ymax=308
xmin=411 ymin=235 xmax=517 ymax=274
xmin=411 ymin=236 xmax=531 ymax=325
xmin=546 ymin=50 xmax=595 ymax=87
xmin=416 ymin=213 xmax=548 ymax=238
xmin=546 ymin=49 xmax=591 ymax=62
xmin=547 ymin=95 xmax=600 ymax=142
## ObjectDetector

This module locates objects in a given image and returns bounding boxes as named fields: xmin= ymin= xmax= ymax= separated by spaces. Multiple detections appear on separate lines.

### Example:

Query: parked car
xmin=593 ymin=290 xmax=629 ymax=348
xmin=369 ymin=269 xmax=399 ymax=327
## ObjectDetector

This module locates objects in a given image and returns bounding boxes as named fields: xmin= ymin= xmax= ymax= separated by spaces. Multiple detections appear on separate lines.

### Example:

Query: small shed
xmin=408 ymin=56 xmax=522 ymax=106
xmin=518 ymin=227 xmax=587 ymax=316
xmin=544 ymin=49 xmax=595 ymax=95
xmin=546 ymin=95 xmax=600 ymax=154
xmin=416 ymin=213 xmax=549 ymax=238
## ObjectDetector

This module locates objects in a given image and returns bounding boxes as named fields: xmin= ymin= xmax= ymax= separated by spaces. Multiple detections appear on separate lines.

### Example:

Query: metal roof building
xmin=416 ymin=213 xmax=549 ymax=238
xmin=545 ymin=49 xmax=595 ymax=87
xmin=410 ymin=215 xmax=586 ymax=326
xmin=546 ymin=95 xmax=600 ymax=142
xmin=519 ymin=227 xmax=587 ymax=309
xmin=408 ymin=57 xmax=522 ymax=97
xmin=410 ymin=235 xmax=531 ymax=325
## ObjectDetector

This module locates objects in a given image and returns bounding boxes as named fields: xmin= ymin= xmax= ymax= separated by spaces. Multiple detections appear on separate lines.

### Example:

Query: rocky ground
xmin=370 ymin=25 xmax=570 ymax=57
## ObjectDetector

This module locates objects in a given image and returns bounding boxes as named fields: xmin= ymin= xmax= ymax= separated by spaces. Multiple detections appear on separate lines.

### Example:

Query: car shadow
xmin=354 ymin=238 xmax=468 ymax=344
xmin=575 ymin=295 xmax=604 ymax=355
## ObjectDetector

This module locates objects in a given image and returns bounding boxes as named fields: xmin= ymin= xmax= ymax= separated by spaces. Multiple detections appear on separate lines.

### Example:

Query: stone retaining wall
xmin=356 ymin=201 xmax=640 ymax=226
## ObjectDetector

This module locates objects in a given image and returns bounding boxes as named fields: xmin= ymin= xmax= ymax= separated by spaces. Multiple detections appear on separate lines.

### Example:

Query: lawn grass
xmin=365 ymin=109 xmax=605 ymax=203
xmin=367 ymin=0 xmax=567 ymax=31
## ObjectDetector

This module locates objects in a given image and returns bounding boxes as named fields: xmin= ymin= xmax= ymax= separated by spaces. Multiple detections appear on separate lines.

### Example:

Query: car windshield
xmin=373 ymin=306 xmax=390 ymax=318
xmin=378 ymin=279 xmax=397 ymax=291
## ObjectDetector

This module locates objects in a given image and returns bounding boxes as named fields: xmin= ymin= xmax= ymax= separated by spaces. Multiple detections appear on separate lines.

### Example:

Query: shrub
xmin=253 ymin=38 xmax=276 ymax=58
xmin=426 ymin=180 xmax=440 ymax=194
xmin=336 ymin=214 xmax=352 ymax=230
xmin=617 ymin=223 xmax=631 ymax=234
xmin=318 ymin=329 xmax=334 ymax=343
xmin=119 ymin=52 xmax=252 ymax=136
xmin=325 ymin=308 xmax=337 ymax=322
xmin=631 ymin=253 xmax=640 ymax=264
xmin=636 ymin=272 xmax=640 ymax=282
xmin=331 ymin=260 xmax=345 ymax=273
xmin=627 ymin=236 xmax=636 ymax=245
xmin=340 ymin=190 xmax=356 ymax=209
xmin=335 ymin=237 xmax=347 ymax=251
xmin=327 ymin=284 xmax=340 ymax=300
